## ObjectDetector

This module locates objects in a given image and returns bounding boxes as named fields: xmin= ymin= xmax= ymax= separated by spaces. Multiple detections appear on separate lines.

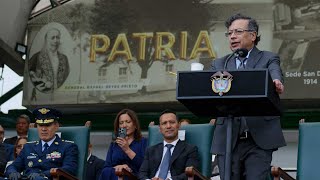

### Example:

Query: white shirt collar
xmin=163 ymin=138 xmax=179 ymax=147
xmin=87 ymin=153 xmax=92 ymax=161
xmin=245 ymin=48 xmax=253 ymax=58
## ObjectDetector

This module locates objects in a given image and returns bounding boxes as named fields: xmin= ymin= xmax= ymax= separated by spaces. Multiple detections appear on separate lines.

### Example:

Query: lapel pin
xmin=28 ymin=161 xmax=33 ymax=167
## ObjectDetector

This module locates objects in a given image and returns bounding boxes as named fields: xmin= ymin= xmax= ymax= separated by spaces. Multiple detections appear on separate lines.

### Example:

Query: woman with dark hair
xmin=5 ymin=137 xmax=27 ymax=169
xmin=99 ymin=109 xmax=147 ymax=180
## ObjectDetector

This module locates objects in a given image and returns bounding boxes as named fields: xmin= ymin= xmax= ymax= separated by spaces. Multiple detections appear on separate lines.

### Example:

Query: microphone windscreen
xmin=236 ymin=48 xmax=248 ymax=58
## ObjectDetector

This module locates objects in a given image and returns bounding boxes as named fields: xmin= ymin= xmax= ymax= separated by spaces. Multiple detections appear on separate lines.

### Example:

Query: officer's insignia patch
xmin=38 ymin=108 xmax=50 ymax=114
xmin=46 ymin=154 xmax=51 ymax=159
xmin=210 ymin=71 xmax=233 ymax=96
xmin=28 ymin=161 xmax=33 ymax=167
xmin=27 ymin=141 xmax=38 ymax=144
xmin=47 ymin=151 xmax=62 ymax=159
xmin=27 ymin=155 xmax=36 ymax=159
xmin=63 ymin=140 xmax=74 ymax=143
xmin=28 ymin=153 xmax=38 ymax=159
xmin=50 ymin=151 xmax=61 ymax=159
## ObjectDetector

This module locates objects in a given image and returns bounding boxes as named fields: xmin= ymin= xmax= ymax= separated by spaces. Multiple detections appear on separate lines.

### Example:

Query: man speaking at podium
xmin=211 ymin=13 xmax=286 ymax=180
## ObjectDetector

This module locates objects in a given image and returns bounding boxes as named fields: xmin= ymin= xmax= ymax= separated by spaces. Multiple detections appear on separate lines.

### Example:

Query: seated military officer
xmin=4 ymin=107 xmax=79 ymax=180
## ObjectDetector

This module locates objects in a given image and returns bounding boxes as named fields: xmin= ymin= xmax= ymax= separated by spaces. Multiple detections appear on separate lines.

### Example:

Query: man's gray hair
xmin=17 ymin=114 xmax=30 ymax=124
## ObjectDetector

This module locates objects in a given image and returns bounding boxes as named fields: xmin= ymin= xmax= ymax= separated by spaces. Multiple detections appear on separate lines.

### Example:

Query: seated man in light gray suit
xmin=138 ymin=110 xmax=199 ymax=180
xmin=211 ymin=13 xmax=286 ymax=180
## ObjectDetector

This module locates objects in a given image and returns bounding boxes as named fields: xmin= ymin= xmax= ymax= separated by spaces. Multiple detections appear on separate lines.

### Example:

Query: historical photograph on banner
xmin=26 ymin=22 xmax=79 ymax=104
xmin=23 ymin=0 xmax=218 ymax=106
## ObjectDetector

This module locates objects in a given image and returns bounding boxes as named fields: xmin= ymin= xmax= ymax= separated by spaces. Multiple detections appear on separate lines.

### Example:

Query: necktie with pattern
xmin=238 ymin=57 xmax=247 ymax=69
xmin=238 ymin=58 xmax=249 ymax=134
xmin=158 ymin=144 xmax=174 ymax=179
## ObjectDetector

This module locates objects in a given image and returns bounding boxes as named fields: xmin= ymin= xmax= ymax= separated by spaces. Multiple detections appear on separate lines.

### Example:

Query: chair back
xmin=296 ymin=122 xmax=320 ymax=179
xmin=148 ymin=124 xmax=214 ymax=178
xmin=28 ymin=126 xmax=90 ymax=180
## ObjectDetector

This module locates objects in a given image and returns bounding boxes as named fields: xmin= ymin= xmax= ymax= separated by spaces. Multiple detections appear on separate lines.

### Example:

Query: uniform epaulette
xmin=62 ymin=139 xmax=74 ymax=143
xmin=27 ymin=141 xmax=38 ymax=144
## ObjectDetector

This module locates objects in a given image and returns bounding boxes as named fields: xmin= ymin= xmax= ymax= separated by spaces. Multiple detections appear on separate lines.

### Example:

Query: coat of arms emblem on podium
xmin=211 ymin=71 xmax=233 ymax=96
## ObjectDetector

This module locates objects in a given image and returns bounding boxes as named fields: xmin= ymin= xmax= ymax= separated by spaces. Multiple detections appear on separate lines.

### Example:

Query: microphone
xmin=237 ymin=48 xmax=248 ymax=58
xmin=223 ymin=48 xmax=249 ymax=69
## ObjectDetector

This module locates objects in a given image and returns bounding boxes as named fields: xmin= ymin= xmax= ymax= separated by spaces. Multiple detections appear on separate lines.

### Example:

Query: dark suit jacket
xmin=5 ymin=135 xmax=78 ymax=178
xmin=86 ymin=155 xmax=105 ymax=180
xmin=210 ymin=47 xmax=286 ymax=154
xmin=138 ymin=140 xmax=199 ymax=180
xmin=4 ymin=143 xmax=14 ymax=161
xmin=0 ymin=143 xmax=7 ymax=174
xmin=4 ymin=136 xmax=18 ymax=145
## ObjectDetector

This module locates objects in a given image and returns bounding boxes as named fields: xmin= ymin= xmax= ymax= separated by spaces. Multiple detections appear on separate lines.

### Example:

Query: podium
xmin=177 ymin=69 xmax=282 ymax=117
xmin=176 ymin=69 xmax=282 ymax=180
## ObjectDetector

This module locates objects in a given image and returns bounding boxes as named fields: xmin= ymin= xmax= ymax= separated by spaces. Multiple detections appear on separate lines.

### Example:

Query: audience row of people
xmin=0 ymin=115 xmax=30 ymax=175
xmin=0 ymin=111 xmax=103 ymax=180
xmin=0 ymin=107 xmax=211 ymax=180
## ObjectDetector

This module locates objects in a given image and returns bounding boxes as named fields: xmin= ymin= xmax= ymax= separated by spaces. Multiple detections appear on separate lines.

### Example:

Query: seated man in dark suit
xmin=0 ymin=143 xmax=7 ymax=175
xmin=4 ymin=143 xmax=14 ymax=163
xmin=138 ymin=110 xmax=199 ymax=180
xmin=0 ymin=125 xmax=14 ymax=161
xmin=4 ymin=115 xmax=30 ymax=145
xmin=86 ymin=143 xmax=105 ymax=180
xmin=5 ymin=107 xmax=79 ymax=180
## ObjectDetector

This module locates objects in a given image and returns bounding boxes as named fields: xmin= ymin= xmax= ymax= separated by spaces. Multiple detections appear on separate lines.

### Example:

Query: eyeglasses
xmin=16 ymin=144 xmax=24 ymax=149
xmin=225 ymin=29 xmax=254 ymax=37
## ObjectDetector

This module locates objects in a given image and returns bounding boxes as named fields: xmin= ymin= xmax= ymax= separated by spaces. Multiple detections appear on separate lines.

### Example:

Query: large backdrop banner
xmin=22 ymin=0 xmax=320 ymax=107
